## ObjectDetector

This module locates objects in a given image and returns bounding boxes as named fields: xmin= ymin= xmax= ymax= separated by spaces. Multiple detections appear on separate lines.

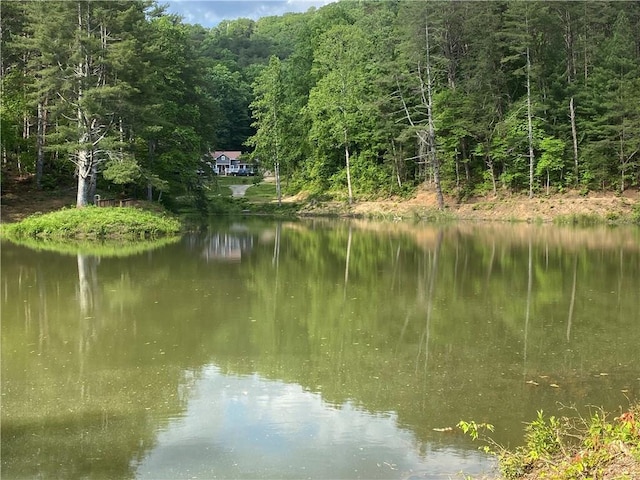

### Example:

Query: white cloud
xmin=163 ymin=0 xmax=336 ymax=28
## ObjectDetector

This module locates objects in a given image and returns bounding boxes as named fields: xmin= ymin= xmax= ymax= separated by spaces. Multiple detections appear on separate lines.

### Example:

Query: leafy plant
xmin=459 ymin=404 xmax=640 ymax=479
xmin=457 ymin=420 xmax=495 ymax=441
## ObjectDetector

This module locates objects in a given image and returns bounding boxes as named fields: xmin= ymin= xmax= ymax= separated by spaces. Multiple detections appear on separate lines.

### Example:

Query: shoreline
xmin=2 ymin=178 xmax=638 ymax=225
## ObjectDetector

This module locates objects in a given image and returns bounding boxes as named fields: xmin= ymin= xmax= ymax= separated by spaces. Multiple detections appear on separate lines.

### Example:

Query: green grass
xmin=3 ymin=206 xmax=182 ymax=239
xmin=244 ymin=183 xmax=277 ymax=203
xmin=206 ymin=184 xmax=233 ymax=197
xmin=214 ymin=176 xmax=259 ymax=187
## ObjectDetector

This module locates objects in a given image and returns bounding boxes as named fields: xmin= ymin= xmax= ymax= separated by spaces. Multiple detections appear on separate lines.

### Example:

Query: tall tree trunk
xmin=274 ymin=110 xmax=282 ymax=206
xmin=36 ymin=100 xmax=47 ymax=189
xmin=563 ymin=8 xmax=576 ymax=84
xmin=76 ymin=148 xmax=90 ymax=207
xmin=424 ymin=20 xmax=444 ymax=210
xmin=569 ymin=96 xmax=579 ymax=186
xmin=22 ymin=51 xmax=31 ymax=152
xmin=391 ymin=139 xmax=402 ymax=188
xmin=75 ymin=1 xmax=90 ymax=208
xmin=344 ymin=130 xmax=353 ymax=205
xmin=454 ymin=150 xmax=460 ymax=191
xmin=76 ymin=79 xmax=91 ymax=207
xmin=583 ymin=2 xmax=589 ymax=83
xmin=88 ymin=150 xmax=98 ymax=201
xmin=526 ymin=43 xmax=535 ymax=199
xmin=488 ymin=157 xmax=497 ymax=196
xmin=275 ymin=160 xmax=282 ymax=206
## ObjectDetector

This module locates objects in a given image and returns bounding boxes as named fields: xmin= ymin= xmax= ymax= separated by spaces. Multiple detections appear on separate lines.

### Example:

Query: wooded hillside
xmin=2 ymin=1 xmax=639 ymax=210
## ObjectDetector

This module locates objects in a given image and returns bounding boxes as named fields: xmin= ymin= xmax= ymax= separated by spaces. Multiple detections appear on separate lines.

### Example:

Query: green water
xmin=2 ymin=219 xmax=639 ymax=479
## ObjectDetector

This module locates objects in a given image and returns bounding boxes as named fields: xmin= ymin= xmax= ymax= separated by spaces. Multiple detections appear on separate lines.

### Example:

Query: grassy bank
xmin=2 ymin=206 xmax=181 ymax=240
xmin=460 ymin=403 xmax=640 ymax=479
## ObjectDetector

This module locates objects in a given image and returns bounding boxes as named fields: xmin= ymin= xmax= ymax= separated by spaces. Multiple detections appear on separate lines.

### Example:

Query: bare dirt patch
xmin=299 ymin=186 xmax=639 ymax=223
xmin=1 ymin=174 xmax=76 ymax=224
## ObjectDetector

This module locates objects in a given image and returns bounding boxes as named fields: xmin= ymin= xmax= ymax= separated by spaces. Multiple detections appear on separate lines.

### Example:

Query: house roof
xmin=211 ymin=151 xmax=242 ymax=160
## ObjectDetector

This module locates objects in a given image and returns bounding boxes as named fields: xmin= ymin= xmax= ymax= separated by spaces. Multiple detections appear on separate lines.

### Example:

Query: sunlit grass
xmin=244 ymin=183 xmax=277 ymax=203
xmin=3 ymin=207 xmax=182 ymax=239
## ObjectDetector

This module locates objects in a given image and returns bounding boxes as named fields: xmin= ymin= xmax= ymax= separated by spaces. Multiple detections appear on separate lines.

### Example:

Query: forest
xmin=1 ymin=0 xmax=639 ymax=210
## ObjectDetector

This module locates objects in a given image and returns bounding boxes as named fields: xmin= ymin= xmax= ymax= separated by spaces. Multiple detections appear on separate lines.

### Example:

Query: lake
xmin=2 ymin=219 xmax=639 ymax=479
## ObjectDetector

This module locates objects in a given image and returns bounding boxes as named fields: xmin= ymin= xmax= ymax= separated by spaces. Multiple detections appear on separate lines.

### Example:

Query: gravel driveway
xmin=229 ymin=184 xmax=252 ymax=198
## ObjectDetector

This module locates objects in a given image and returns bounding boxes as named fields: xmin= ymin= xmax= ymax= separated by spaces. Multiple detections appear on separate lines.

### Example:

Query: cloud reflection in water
xmin=134 ymin=365 xmax=494 ymax=479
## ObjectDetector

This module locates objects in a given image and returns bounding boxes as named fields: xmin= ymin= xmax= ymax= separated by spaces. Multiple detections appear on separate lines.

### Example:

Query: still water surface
xmin=2 ymin=219 xmax=639 ymax=479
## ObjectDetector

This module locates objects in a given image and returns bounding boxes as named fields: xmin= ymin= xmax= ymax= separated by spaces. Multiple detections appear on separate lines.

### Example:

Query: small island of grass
xmin=2 ymin=206 xmax=182 ymax=240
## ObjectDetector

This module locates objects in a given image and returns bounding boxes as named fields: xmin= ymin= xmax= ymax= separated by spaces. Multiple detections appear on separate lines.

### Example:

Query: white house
xmin=207 ymin=151 xmax=256 ymax=176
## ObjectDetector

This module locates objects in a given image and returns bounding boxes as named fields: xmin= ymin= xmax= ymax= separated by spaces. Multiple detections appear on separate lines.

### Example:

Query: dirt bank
xmin=1 ymin=175 xmax=76 ymax=223
xmin=296 ymin=186 xmax=639 ymax=223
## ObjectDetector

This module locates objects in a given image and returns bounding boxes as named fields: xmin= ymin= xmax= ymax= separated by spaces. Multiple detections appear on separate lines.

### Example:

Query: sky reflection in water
xmin=134 ymin=365 xmax=494 ymax=479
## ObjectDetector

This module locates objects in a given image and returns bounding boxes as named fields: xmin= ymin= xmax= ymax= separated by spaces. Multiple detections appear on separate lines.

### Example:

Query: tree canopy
xmin=2 ymin=1 xmax=639 ymax=209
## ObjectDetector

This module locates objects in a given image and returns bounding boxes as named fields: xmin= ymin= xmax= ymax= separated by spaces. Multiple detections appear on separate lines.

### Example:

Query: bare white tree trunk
xmin=526 ymin=43 xmax=535 ymax=199
xmin=275 ymin=160 xmax=282 ymax=205
xmin=76 ymin=147 xmax=91 ymax=207
xmin=391 ymin=139 xmax=402 ymax=188
xmin=76 ymin=2 xmax=90 ymax=207
xmin=36 ymin=100 xmax=47 ymax=189
xmin=344 ymin=130 xmax=353 ymax=205
xmin=424 ymin=20 xmax=444 ymax=210
xmin=569 ymin=96 xmax=579 ymax=185
xmin=75 ymin=87 xmax=94 ymax=207
xmin=273 ymin=109 xmax=282 ymax=206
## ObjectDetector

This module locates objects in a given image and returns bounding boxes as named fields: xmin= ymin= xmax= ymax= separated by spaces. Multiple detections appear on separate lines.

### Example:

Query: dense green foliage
xmin=461 ymin=405 xmax=640 ymax=479
xmin=3 ymin=207 xmax=181 ymax=239
xmin=2 ymin=1 xmax=639 ymax=209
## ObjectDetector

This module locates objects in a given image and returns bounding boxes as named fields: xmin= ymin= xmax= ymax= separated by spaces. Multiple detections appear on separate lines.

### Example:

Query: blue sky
xmin=163 ymin=0 xmax=336 ymax=28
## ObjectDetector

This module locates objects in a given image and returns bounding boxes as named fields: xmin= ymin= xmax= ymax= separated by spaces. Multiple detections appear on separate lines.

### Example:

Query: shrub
xmin=459 ymin=404 xmax=640 ymax=479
